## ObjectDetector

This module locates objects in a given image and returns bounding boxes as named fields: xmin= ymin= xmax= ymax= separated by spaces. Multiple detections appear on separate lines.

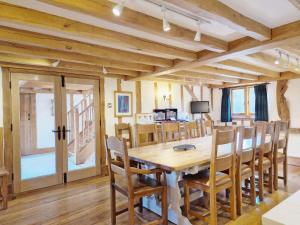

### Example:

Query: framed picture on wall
xmin=114 ymin=91 xmax=133 ymax=117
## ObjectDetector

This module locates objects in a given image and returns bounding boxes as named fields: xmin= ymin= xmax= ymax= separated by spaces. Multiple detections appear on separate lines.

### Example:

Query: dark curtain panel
xmin=221 ymin=88 xmax=232 ymax=122
xmin=254 ymin=84 xmax=269 ymax=121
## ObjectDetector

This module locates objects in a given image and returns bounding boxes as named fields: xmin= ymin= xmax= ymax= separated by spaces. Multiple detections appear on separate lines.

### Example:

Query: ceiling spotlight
xmin=102 ymin=66 xmax=108 ymax=75
xmin=52 ymin=60 xmax=60 ymax=67
xmin=112 ymin=1 xmax=125 ymax=17
xmin=274 ymin=50 xmax=281 ymax=65
xmin=194 ymin=20 xmax=202 ymax=42
xmin=162 ymin=6 xmax=171 ymax=32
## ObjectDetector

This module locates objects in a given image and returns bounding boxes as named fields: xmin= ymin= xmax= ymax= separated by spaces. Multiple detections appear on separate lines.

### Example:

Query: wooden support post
xmin=168 ymin=83 xmax=172 ymax=108
xmin=99 ymin=78 xmax=106 ymax=175
xmin=276 ymin=80 xmax=290 ymax=121
xmin=154 ymin=82 xmax=158 ymax=109
xmin=180 ymin=85 xmax=184 ymax=112
xmin=117 ymin=79 xmax=122 ymax=124
xmin=136 ymin=81 xmax=141 ymax=113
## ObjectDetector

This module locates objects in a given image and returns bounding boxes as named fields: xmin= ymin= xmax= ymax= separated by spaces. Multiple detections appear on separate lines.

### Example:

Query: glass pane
xmin=19 ymin=80 xmax=56 ymax=180
xmin=232 ymin=89 xmax=245 ymax=114
xmin=66 ymin=83 xmax=96 ymax=171
xmin=249 ymin=87 xmax=255 ymax=114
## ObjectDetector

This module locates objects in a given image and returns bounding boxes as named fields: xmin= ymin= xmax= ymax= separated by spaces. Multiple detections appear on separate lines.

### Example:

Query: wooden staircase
xmin=67 ymin=95 xmax=95 ymax=165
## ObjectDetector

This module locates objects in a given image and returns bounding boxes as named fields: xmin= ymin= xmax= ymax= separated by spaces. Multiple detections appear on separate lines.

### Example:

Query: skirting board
xmin=288 ymin=156 xmax=300 ymax=167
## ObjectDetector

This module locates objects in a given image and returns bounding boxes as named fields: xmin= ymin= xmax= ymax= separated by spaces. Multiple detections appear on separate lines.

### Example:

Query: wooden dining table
xmin=128 ymin=136 xmax=231 ymax=225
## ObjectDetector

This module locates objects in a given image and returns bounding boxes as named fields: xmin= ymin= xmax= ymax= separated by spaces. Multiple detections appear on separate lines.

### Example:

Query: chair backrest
xmin=236 ymin=126 xmax=256 ymax=164
xmin=136 ymin=124 xmax=158 ymax=147
xmin=185 ymin=121 xmax=200 ymax=139
xmin=105 ymin=136 xmax=133 ymax=190
xmin=201 ymin=119 xmax=214 ymax=136
xmin=210 ymin=128 xmax=236 ymax=185
xmin=115 ymin=123 xmax=133 ymax=148
xmin=162 ymin=122 xmax=181 ymax=142
xmin=255 ymin=121 xmax=275 ymax=155
xmin=274 ymin=120 xmax=289 ymax=154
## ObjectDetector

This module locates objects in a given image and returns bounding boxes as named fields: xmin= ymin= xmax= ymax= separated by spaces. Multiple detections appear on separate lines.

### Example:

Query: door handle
xmin=52 ymin=126 xmax=61 ymax=140
xmin=62 ymin=125 xmax=70 ymax=140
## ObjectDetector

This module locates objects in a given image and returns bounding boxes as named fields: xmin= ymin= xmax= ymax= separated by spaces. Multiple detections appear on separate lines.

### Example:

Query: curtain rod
xmin=218 ymin=82 xmax=270 ymax=90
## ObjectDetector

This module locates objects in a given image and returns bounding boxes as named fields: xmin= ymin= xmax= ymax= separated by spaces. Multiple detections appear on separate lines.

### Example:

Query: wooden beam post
xmin=276 ymin=80 xmax=290 ymax=121
xmin=136 ymin=81 xmax=141 ymax=113
xmin=99 ymin=77 xmax=107 ymax=176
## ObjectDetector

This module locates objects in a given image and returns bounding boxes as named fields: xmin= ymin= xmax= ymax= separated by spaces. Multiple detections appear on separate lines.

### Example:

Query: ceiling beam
xmin=0 ymin=41 xmax=154 ymax=72
xmin=151 ymin=75 xmax=223 ymax=85
xmin=214 ymin=59 xmax=280 ymax=78
xmin=41 ymin=0 xmax=228 ymax=53
xmin=187 ymin=66 xmax=258 ymax=80
xmin=163 ymin=0 xmax=271 ymax=41
xmin=137 ymin=20 xmax=300 ymax=78
xmin=0 ymin=2 xmax=196 ymax=61
xmin=170 ymin=71 xmax=240 ymax=83
xmin=289 ymin=0 xmax=300 ymax=10
xmin=0 ymin=26 xmax=172 ymax=67
xmin=0 ymin=61 xmax=126 ymax=79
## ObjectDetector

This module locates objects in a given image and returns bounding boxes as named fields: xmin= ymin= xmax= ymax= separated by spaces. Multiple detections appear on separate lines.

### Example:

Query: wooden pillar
xmin=210 ymin=88 xmax=214 ymax=111
xmin=99 ymin=77 xmax=106 ymax=175
xmin=200 ymin=85 xmax=203 ymax=101
xmin=2 ymin=68 xmax=12 ymax=182
xmin=136 ymin=81 xmax=141 ymax=113
xmin=276 ymin=80 xmax=290 ymax=121
xmin=180 ymin=85 xmax=184 ymax=112
xmin=168 ymin=83 xmax=172 ymax=108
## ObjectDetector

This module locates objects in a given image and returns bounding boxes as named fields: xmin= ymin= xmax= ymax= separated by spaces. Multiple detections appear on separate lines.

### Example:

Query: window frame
xmin=231 ymin=86 xmax=255 ymax=118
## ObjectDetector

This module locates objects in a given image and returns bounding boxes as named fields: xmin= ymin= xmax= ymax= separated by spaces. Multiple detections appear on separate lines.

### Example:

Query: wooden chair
xmin=115 ymin=123 xmax=133 ymax=148
xmin=201 ymin=119 xmax=214 ymax=136
xmin=0 ymin=168 xmax=8 ymax=210
xmin=161 ymin=122 xmax=181 ymax=142
xmin=254 ymin=122 xmax=275 ymax=201
xmin=273 ymin=121 xmax=289 ymax=190
xmin=135 ymin=124 xmax=158 ymax=147
xmin=183 ymin=128 xmax=237 ymax=225
xmin=235 ymin=126 xmax=256 ymax=215
xmin=185 ymin=121 xmax=200 ymax=139
xmin=105 ymin=136 xmax=168 ymax=225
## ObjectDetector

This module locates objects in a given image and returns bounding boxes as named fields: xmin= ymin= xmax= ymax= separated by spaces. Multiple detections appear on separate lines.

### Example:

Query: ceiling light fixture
xmin=274 ymin=50 xmax=282 ymax=65
xmin=112 ymin=0 xmax=125 ymax=17
xmin=52 ymin=60 xmax=60 ymax=67
xmin=162 ymin=5 xmax=171 ymax=32
xmin=102 ymin=66 xmax=108 ymax=75
xmin=194 ymin=20 xmax=202 ymax=42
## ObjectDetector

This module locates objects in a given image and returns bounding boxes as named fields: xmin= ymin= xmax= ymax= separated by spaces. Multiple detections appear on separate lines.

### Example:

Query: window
xmin=231 ymin=87 xmax=255 ymax=117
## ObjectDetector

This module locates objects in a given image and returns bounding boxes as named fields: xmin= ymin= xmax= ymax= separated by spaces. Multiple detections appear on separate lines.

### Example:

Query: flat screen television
xmin=191 ymin=101 xmax=209 ymax=114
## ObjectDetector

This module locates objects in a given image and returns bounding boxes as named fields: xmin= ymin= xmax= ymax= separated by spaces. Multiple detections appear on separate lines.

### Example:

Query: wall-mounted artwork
xmin=114 ymin=91 xmax=132 ymax=117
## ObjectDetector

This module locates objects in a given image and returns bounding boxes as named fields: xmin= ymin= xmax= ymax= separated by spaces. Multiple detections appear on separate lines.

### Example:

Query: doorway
xmin=11 ymin=74 xmax=100 ymax=193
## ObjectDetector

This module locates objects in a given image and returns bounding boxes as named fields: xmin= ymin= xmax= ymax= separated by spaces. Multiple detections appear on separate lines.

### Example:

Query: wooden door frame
xmin=11 ymin=73 xmax=64 ymax=193
xmin=62 ymin=77 xmax=101 ymax=182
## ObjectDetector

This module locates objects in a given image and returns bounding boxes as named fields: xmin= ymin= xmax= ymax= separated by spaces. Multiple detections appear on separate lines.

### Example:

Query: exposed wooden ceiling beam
xmin=0 ymin=61 xmax=126 ymax=79
xmin=0 ymin=41 xmax=154 ymax=72
xmin=214 ymin=59 xmax=280 ymax=78
xmin=152 ymin=75 xmax=223 ymax=85
xmin=163 ymin=0 xmax=271 ymax=41
xmin=0 ymin=26 xmax=172 ymax=67
xmin=137 ymin=20 xmax=300 ymax=78
xmin=170 ymin=71 xmax=240 ymax=83
xmin=41 ymin=0 xmax=228 ymax=53
xmin=187 ymin=66 xmax=258 ymax=80
xmin=0 ymin=3 xmax=196 ymax=61
xmin=289 ymin=0 xmax=300 ymax=10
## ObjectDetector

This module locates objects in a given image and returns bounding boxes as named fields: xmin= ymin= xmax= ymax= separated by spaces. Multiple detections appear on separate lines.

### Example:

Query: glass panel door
xmin=62 ymin=78 xmax=100 ymax=182
xmin=11 ymin=74 xmax=63 ymax=193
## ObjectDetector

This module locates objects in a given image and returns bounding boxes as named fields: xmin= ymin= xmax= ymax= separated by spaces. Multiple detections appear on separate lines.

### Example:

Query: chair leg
xmin=138 ymin=197 xmax=143 ymax=213
xmin=236 ymin=176 xmax=242 ymax=216
xmin=161 ymin=187 xmax=168 ymax=225
xmin=183 ymin=181 xmax=190 ymax=218
xmin=274 ymin=159 xmax=279 ymax=191
xmin=283 ymin=158 xmax=288 ymax=186
xmin=258 ymin=167 xmax=264 ymax=201
xmin=128 ymin=198 xmax=135 ymax=225
xmin=268 ymin=166 xmax=273 ymax=193
xmin=209 ymin=191 xmax=217 ymax=225
xmin=110 ymin=185 xmax=116 ymax=225
xmin=229 ymin=186 xmax=237 ymax=220
xmin=250 ymin=174 xmax=256 ymax=206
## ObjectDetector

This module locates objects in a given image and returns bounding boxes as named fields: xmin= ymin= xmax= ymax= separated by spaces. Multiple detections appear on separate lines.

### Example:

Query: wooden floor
xmin=0 ymin=165 xmax=299 ymax=225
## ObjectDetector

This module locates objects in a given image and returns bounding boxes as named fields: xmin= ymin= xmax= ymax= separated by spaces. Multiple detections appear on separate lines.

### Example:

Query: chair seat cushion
xmin=255 ymin=157 xmax=271 ymax=168
xmin=183 ymin=170 xmax=232 ymax=192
